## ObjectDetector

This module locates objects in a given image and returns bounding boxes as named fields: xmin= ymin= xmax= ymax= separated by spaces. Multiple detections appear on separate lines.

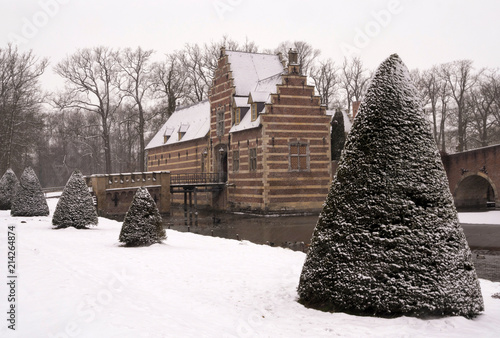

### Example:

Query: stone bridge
xmin=443 ymin=145 xmax=500 ymax=210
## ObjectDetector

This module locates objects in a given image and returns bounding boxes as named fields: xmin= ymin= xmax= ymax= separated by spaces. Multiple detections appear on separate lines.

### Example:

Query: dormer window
xmin=178 ymin=123 xmax=189 ymax=140
xmin=232 ymin=96 xmax=250 ymax=126
xmin=163 ymin=127 xmax=174 ymax=144
xmin=251 ymin=103 xmax=258 ymax=121
xmin=233 ymin=107 xmax=241 ymax=125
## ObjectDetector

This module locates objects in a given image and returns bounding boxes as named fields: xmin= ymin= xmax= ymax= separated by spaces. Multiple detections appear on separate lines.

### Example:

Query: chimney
xmin=352 ymin=101 xmax=361 ymax=119
xmin=287 ymin=48 xmax=300 ymax=75
xmin=220 ymin=46 xmax=226 ymax=58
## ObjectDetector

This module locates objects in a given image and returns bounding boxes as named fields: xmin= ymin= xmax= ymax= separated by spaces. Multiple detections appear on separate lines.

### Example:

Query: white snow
xmin=145 ymin=100 xmax=210 ymax=150
xmin=458 ymin=210 xmax=500 ymax=225
xmin=233 ymin=96 xmax=250 ymax=108
xmin=1 ymin=199 xmax=499 ymax=337
xmin=229 ymin=111 xmax=261 ymax=133
xmin=254 ymin=73 xmax=283 ymax=103
xmin=226 ymin=51 xmax=284 ymax=97
xmin=249 ymin=91 xmax=270 ymax=103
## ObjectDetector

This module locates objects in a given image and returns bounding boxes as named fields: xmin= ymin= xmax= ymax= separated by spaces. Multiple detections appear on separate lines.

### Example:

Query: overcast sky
xmin=2 ymin=0 xmax=500 ymax=90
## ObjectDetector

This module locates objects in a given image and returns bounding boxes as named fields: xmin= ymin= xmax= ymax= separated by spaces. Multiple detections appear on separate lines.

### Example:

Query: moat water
xmin=163 ymin=206 xmax=318 ymax=252
xmin=163 ymin=206 xmax=500 ymax=253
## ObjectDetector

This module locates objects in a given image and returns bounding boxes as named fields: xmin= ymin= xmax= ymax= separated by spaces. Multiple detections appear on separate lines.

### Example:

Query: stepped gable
xmin=227 ymin=51 xmax=284 ymax=133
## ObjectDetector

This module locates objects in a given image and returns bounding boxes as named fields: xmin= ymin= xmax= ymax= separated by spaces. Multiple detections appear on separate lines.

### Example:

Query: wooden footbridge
xmin=170 ymin=173 xmax=227 ymax=224
xmin=170 ymin=173 xmax=227 ymax=193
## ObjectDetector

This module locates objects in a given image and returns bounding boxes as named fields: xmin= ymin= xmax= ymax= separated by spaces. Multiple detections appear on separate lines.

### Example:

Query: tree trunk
xmin=138 ymin=101 xmax=145 ymax=172
xmin=101 ymin=116 xmax=112 ymax=174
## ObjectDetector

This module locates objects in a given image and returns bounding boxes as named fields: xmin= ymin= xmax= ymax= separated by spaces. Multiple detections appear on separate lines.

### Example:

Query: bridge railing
xmin=170 ymin=172 xmax=227 ymax=185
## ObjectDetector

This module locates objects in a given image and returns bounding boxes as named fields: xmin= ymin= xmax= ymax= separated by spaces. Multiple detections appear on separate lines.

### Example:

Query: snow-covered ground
xmin=1 ymin=199 xmax=499 ymax=337
xmin=458 ymin=210 xmax=500 ymax=225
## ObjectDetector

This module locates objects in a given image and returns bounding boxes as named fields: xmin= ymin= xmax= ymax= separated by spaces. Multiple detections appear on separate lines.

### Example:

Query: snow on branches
xmin=119 ymin=187 xmax=166 ymax=247
xmin=0 ymin=168 xmax=19 ymax=210
xmin=52 ymin=170 xmax=98 ymax=229
xmin=11 ymin=167 xmax=49 ymax=217
xmin=298 ymin=54 xmax=484 ymax=318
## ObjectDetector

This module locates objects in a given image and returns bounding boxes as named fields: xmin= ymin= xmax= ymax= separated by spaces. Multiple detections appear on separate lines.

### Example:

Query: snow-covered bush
xmin=331 ymin=109 xmax=346 ymax=161
xmin=11 ymin=167 xmax=49 ymax=217
xmin=297 ymin=54 xmax=484 ymax=318
xmin=119 ymin=187 xmax=166 ymax=247
xmin=0 ymin=168 xmax=19 ymax=210
xmin=52 ymin=170 xmax=98 ymax=229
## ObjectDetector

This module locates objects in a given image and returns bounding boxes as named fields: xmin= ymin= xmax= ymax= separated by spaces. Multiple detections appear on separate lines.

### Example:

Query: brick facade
xmin=146 ymin=49 xmax=332 ymax=213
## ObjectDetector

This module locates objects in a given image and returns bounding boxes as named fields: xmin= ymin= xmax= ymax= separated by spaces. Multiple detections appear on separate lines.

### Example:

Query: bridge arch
xmin=453 ymin=172 xmax=497 ymax=210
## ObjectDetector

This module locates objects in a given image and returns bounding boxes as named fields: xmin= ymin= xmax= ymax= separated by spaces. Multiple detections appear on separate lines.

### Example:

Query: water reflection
xmin=163 ymin=206 xmax=319 ymax=252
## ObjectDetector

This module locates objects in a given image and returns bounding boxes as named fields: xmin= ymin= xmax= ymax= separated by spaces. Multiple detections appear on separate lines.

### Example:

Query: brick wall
xmin=443 ymin=145 xmax=500 ymax=209
xmin=88 ymin=171 xmax=170 ymax=218
xmin=260 ymin=73 xmax=331 ymax=212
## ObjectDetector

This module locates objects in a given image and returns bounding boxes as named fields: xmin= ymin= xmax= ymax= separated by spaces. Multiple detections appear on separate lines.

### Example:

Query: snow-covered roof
xmin=146 ymin=52 xmax=286 ymax=144
xmin=254 ymin=73 xmax=283 ymax=102
xmin=179 ymin=123 xmax=190 ymax=133
xmin=164 ymin=127 xmax=174 ymax=137
xmin=226 ymin=51 xmax=284 ymax=96
xmin=233 ymin=96 xmax=250 ymax=108
xmin=327 ymin=109 xmax=353 ymax=133
xmin=249 ymin=91 xmax=270 ymax=103
xmin=226 ymin=51 xmax=284 ymax=133
xmin=145 ymin=100 xmax=210 ymax=149
xmin=230 ymin=109 xmax=262 ymax=133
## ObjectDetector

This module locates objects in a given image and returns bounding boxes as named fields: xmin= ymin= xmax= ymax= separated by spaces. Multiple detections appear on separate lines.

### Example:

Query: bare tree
xmin=340 ymin=56 xmax=370 ymax=114
xmin=489 ymin=72 xmax=500 ymax=128
xmin=275 ymin=41 xmax=321 ymax=75
xmin=240 ymin=36 xmax=259 ymax=53
xmin=0 ymin=44 xmax=48 ymax=174
xmin=437 ymin=79 xmax=452 ymax=153
xmin=467 ymin=70 xmax=498 ymax=147
xmin=413 ymin=68 xmax=439 ymax=143
xmin=153 ymin=51 xmax=190 ymax=121
xmin=54 ymin=46 xmax=123 ymax=174
xmin=181 ymin=43 xmax=213 ymax=103
xmin=118 ymin=47 xmax=155 ymax=171
xmin=440 ymin=60 xmax=479 ymax=152
xmin=310 ymin=59 xmax=340 ymax=108
xmin=40 ymin=109 xmax=103 ymax=186
xmin=111 ymin=104 xmax=140 ymax=172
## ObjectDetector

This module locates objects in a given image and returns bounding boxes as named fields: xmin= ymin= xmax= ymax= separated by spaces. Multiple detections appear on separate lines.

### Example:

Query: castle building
xmin=146 ymin=48 xmax=333 ymax=213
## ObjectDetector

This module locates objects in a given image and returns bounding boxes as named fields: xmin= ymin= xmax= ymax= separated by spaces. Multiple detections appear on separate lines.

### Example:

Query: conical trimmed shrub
xmin=119 ymin=187 xmax=166 ymax=246
xmin=11 ymin=167 xmax=49 ymax=217
xmin=52 ymin=170 xmax=98 ymax=229
xmin=0 ymin=168 xmax=19 ymax=210
xmin=298 ymin=54 xmax=483 ymax=318
xmin=331 ymin=109 xmax=346 ymax=161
